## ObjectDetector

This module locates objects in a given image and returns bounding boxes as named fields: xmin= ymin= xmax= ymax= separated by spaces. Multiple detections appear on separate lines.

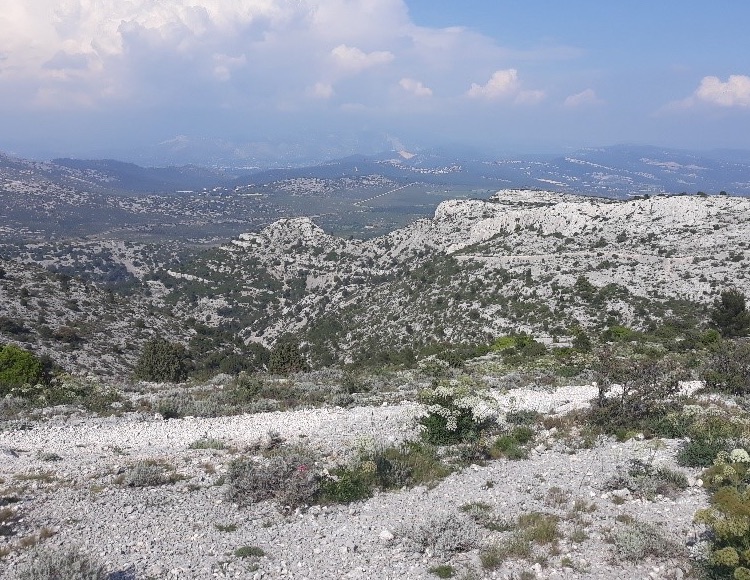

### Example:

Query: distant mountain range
xmin=2 ymin=144 xmax=750 ymax=244
xmin=20 ymin=144 xmax=750 ymax=197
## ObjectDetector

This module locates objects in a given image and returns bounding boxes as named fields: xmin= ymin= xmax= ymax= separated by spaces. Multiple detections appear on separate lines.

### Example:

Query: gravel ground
xmin=0 ymin=386 xmax=706 ymax=579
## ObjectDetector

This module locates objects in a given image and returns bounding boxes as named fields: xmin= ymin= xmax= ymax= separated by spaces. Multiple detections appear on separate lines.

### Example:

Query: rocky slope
xmin=0 ymin=372 xmax=706 ymax=580
xmin=159 ymin=190 xmax=750 ymax=365
xmin=2 ymin=189 xmax=749 ymax=375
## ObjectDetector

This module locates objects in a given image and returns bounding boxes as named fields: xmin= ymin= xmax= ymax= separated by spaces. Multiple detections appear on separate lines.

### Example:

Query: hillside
xmin=2 ymin=189 xmax=749 ymax=375
xmin=157 ymin=189 xmax=750 ymax=367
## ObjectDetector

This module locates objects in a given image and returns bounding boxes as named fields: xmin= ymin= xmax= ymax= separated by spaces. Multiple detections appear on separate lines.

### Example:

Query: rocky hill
xmin=2 ymin=189 xmax=749 ymax=375
xmin=155 ymin=189 xmax=750 ymax=367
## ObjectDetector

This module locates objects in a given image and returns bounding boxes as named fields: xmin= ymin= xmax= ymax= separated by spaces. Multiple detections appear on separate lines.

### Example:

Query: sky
xmin=1 ymin=0 xmax=749 ymax=162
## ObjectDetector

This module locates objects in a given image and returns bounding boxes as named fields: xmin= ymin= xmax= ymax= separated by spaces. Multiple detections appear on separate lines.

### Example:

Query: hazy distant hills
xmin=4 ymin=144 xmax=750 ymax=197
xmin=2 ymin=144 xmax=750 ymax=245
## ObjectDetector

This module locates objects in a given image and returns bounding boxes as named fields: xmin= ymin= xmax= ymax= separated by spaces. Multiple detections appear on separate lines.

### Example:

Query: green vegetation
xmin=0 ymin=345 xmax=44 ymax=395
xmin=234 ymin=545 xmax=265 ymax=558
xmin=418 ymin=380 xmax=497 ymax=445
xmin=269 ymin=339 xmax=308 ymax=375
xmin=133 ymin=338 xmax=188 ymax=382
xmin=695 ymin=448 xmax=750 ymax=579
xmin=711 ymin=289 xmax=750 ymax=338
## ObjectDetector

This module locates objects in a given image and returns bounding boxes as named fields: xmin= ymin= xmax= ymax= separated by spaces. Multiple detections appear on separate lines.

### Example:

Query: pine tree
xmin=711 ymin=289 xmax=750 ymax=338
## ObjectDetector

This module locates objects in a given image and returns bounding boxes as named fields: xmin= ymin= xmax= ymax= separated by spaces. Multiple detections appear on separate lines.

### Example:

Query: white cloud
xmin=564 ymin=88 xmax=602 ymax=108
xmin=667 ymin=75 xmax=750 ymax=111
xmin=308 ymin=81 xmax=334 ymax=99
xmin=467 ymin=69 xmax=520 ymax=99
xmin=466 ymin=69 xmax=543 ymax=104
xmin=399 ymin=77 xmax=432 ymax=97
xmin=695 ymin=75 xmax=750 ymax=108
xmin=330 ymin=44 xmax=394 ymax=73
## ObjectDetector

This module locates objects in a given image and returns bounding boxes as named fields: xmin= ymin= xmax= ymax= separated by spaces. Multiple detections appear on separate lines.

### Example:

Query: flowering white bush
xmin=730 ymin=448 xmax=750 ymax=463
xmin=418 ymin=380 xmax=499 ymax=444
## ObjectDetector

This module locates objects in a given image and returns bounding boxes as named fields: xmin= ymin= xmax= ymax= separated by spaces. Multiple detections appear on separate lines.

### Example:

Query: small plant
xmin=489 ymin=426 xmax=535 ymax=460
xmin=480 ymin=536 xmax=531 ymax=569
xmin=408 ymin=512 xmax=479 ymax=555
xmin=15 ymin=546 xmax=107 ymax=580
xmin=611 ymin=521 xmax=675 ymax=562
xmin=124 ymin=461 xmax=168 ymax=487
xmin=428 ymin=564 xmax=456 ymax=578
xmin=215 ymin=523 xmax=238 ymax=532
xmin=234 ymin=545 xmax=265 ymax=558
xmin=459 ymin=501 xmax=511 ymax=531
xmin=606 ymin=459 xmax=688 ymax=499
xmin=545 ymin=486 xmax=571 ymax=508
xmin=518 ymin=511 xmax=560 ymax=544
xmin=189 ymin=438 xmax=225 ymax=450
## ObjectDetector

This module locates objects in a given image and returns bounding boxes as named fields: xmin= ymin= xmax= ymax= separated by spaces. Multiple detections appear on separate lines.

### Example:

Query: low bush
xmin=419 ymin=381 xmax=497 ymax=445
xmin=0 ymin=345 xmax=44 ymax=396
xmin=611 ymin=521 xmax=676 ymax=562
xmin=133 ymin=338 xmax=189 ymax=383
xmin=694 ymin=448 xmax=750 ymax=579
xmin=226 ymin=448 xmax=319 ymax=510
xmin=606 ymin=459 xmax=688 ymax=499
xmin=15 ymin=546 xmax=107 ymax=580
xmin=489 ymin=426 xmax=535 ymax=460
xmin=701 ymin=339 xmax=750 ymax=395
xmin=234 ymin=545 xmax=265 ymax=558
xmin=586 ymin=350 xmax=686 ymax=435
xmin=124 ymin=462 xmax=167 ymax=487
xmin=408 ymin=512 xmax=479 ymax=555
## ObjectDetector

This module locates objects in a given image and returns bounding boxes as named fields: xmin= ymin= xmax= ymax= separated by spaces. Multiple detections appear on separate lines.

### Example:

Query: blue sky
xmin=1 ymin=1 xmax=749 ymax=162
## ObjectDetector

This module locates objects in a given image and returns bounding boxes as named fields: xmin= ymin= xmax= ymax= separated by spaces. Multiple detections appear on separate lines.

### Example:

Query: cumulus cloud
xmin=695 ymin=75 xmax=750 ymax=108
xmin=330 ymin=44 xmax=394 ymax=73
xmin=399 ymin=77 xmax=432 ymax=97
xmin=466 ymin=69 xmax=543 ymax=104
xmin=667 ymin=75 xmax=750 ymax=111
xmin=467 ymin=69 xmax=520 ymax=99
xmin=563 ymin=88 xmax=602 ymax=108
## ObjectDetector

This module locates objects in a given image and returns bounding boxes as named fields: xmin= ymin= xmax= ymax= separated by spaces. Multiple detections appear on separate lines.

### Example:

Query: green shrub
xmin=133 ymin=338 xmax=188 ymax=382
xmin=587 ymin=350 xmax=685 ymax=434
xmin=268 ymin=339 xmax=308 ymax=375
xmin=0 ymin=345 xmax=44 ymax=396
xmin=188 ymin=438 xmax=225 ymax=450
xmin=15 ymin=547 xmax=107 ymax=580
xmin=711 ymin=289 xmax=750 ymax=338
xmin=489 ymin=426 xmax=535 ymax=460
xmin=677 ymin=439 xmax=730 ymax=468
xmin=702 ymin=339 xmax=750 ymax=395
xmin=419 ymin=381 xmax=497 ymax=445
xmin=428 ymin=564 xmax=456 ymax=578
xmin=695 ymin=449 xmax=750 ymax=578
xmin=234 ymin=545 xmax=265 ymax=558
xmin=606 ymin=459 xmax=688 ymax=499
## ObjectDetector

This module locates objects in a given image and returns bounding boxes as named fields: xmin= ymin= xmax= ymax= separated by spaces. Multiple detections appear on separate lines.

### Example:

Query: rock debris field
xmin=1 ymin=384 xmax=705 ymax=579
